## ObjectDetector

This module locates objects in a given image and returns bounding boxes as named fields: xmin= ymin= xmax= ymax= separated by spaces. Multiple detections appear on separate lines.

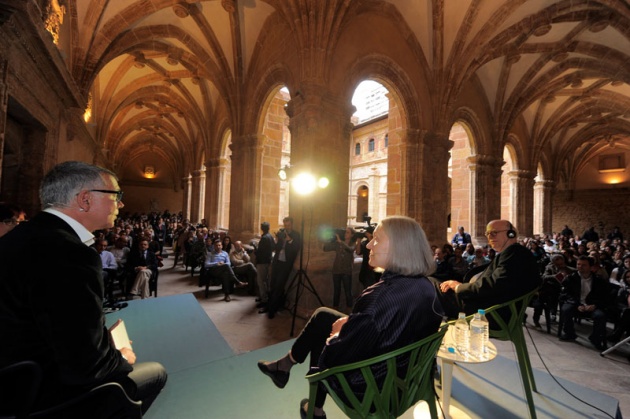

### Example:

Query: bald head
xmin=485 ymin=219 xmax=517 ymax=252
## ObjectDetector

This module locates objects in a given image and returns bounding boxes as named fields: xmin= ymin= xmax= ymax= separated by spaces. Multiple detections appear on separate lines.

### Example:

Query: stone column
xmin=196 ymin=167 xmax=206 ymax=225
xmin=534 ymin=179 xmax=554 ymax=236
xmin=190 ymin=169 xmax=204 ymax=224
xmin=181 ymin=175 xmax=192 ymax=221
xmin=282 ymin=84 xmax=355 ymax=311
xmin=508 ymin=169 xmax=536 ymax=237
xmin=0 ymin=58 xmax=7 ymax=185
xmin=203 ymin=158 xmax=220 ymax=229
xmin=228 ymin=134 xmax=264 ymax=239
xmin=467 ymin=154 xmax=504 ymax=244
xmin=416 ymin=132 xmax=453 ymax=244
xmin=368 ymin=166 xmax=380 ymax=223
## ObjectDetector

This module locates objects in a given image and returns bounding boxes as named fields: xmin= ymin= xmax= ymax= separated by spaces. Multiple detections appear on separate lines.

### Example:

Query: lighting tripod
xmin=288 ymin=205 xmax=324 ymax=337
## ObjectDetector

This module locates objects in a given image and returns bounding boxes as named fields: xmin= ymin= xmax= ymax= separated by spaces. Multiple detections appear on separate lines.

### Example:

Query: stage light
xmin=318 ymin=177 xmax=329 ymax=189
xmin=278 ymin=165 xmax=290 ymax=181
xmin=293 ymin=172 xmax=317 ymax=195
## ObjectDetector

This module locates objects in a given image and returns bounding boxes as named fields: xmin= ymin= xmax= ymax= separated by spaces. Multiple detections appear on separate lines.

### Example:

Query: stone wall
xmin=552 ymin=188 xmax=630 ymax=239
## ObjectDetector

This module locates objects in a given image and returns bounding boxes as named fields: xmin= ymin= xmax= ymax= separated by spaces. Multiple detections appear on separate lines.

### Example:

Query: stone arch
xmin=339 ymin=55 xmax=426 ymax=220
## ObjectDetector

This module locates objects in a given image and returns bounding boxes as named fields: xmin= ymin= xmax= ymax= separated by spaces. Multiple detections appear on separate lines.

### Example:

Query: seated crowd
xmin=438 ymin=224 xmax=630 ymax=351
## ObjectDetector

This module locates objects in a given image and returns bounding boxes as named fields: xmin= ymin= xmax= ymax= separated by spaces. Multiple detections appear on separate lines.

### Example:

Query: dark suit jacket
xmin=126 ymin=247 xmax=159 ymax=276
xmin=273 ymin=229 xmax=301 ymax=266
xmin=560 ymin=271 xmax=609 ymax=308
xmin=0 ymin=212 xmax=132 ymax=407
xmin=456 ymin=243 xmax=541 ymax=316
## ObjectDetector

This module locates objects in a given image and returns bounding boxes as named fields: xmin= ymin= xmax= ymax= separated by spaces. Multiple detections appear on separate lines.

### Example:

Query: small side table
xmin=435 ymin=325 xmax=497 ymax=418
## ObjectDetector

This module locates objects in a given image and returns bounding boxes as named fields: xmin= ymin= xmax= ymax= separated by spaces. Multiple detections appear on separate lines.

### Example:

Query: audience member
xmin=532 ymin=254 xmax=575 ymax=327
xmin=467 ymin=246 xmax=490 ymax=268
xmin=581 ymin=226 xmax=600 ymax=244
xmin=432 ymin=247 xmax=453 ymax=281
xmin=449 ymin=246 xmax=469 ymax=280
xmin=229 ymin=240 xmax=258 ymax=295
xmin=451 ymin=226 xmax=472 ymax=247
xmin=257 ymin=216 xmax=443 ymax=419
xmin=126 ymin=238 xmax=158 ymax=299
xmin=109 ymin=234 xmax=131 ymax=269
xmin=267 ymin=217 xmax=301 ymax=319
xmin=607 ymin=226 xmax=624 ymax=242
xmin=558 ymin=256 xmax=609 ymax=350
xmin=222 ymin=235 xmax=233 ymax=254
xmin=0 ymin=161 xmax=166 ymax=413
xmin=608 ymin=269 xmax=630 ymax=344
xmin=201 ymin=237 xmax=247 ymax=302
xmin=560 ymin=225 xmax=574 ymax=238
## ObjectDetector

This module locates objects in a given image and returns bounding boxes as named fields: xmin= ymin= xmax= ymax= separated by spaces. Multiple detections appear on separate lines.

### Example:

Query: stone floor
xmin=151 ymin=248 xmax=630 ymax=417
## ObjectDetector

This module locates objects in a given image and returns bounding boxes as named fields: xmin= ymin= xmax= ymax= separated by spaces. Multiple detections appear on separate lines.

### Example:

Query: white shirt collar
xmin=43 ymin=208 xmax=95 ymax=246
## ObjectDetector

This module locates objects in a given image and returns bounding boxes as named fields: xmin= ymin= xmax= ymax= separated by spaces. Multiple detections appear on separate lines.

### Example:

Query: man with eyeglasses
xmin=438 ymin=219 xmax=541 ymax=320
xmin=0 ymin=161 xmax=167 ymax=415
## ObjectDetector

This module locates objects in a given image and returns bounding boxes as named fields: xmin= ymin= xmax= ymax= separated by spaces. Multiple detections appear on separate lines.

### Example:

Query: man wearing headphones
xmin=439 ymin=219 xmax=541 ymax=319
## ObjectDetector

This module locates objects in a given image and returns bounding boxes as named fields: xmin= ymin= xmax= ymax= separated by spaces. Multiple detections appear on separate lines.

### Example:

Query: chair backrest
xmin=0 ymin=360 xmax=142 ymax=419
xmin=30 ymin=382 xmax=142 ymax=419
xmin=483 ymin=288 xmax=538 ymax=340
xmin=0 ymin=360 xmax=42 ymax=419
xmin=306 ymin=324 xmax=448 ymax=418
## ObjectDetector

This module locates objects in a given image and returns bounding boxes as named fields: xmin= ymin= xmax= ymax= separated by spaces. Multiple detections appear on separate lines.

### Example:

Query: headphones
xmin=507 ymin=222 xmax=517 ymax=239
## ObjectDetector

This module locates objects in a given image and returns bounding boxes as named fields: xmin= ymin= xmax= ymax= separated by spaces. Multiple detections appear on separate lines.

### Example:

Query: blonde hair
xmin=378 ymin=216 xmax=435 ymax=277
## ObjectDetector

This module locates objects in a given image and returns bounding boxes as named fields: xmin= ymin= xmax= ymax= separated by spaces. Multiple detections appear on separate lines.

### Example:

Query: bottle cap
xmin=478 ymin=309 xmax=486 ymax=315
xmin=447 ymin=347 xmax=455 ymax=353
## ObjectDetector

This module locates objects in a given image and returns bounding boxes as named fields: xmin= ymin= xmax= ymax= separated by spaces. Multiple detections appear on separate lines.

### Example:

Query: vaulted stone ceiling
xmin=65 ymin=0 xmax=630 ymax=188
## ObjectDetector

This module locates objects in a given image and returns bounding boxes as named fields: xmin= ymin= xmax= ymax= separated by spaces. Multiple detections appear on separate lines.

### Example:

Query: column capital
xmin=534 ymin=179 xmax=555 ymax=188
xmin=508 ymin=169 xmax=536 ymax=180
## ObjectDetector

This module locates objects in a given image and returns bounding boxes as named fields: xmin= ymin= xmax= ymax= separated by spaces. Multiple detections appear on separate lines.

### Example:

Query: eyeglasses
xmin=485 ymin=230 xmax=508 ymax=237
xmin=90 ymin=189 xmax=124 ymax=202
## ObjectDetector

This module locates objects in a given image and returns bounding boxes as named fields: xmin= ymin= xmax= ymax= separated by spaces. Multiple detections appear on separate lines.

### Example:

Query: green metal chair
xmin=304 ymin=324 xmax=448 ymax=419
xmin=483 ymin=288 xmax=539 ymax=419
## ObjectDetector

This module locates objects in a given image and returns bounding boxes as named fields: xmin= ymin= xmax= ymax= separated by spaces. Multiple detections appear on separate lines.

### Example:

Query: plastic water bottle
xmin=470 ymin=309 xmax=489 ymax=359
xmin=454 ymin=312 xmax=469 ymax=357
xmin=478 ymin=309 xmax=489 ymax=356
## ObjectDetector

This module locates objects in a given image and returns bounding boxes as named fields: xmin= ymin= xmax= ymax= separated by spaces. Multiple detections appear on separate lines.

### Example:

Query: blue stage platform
xmin=106 ymin=294 xmax=621 ymax=418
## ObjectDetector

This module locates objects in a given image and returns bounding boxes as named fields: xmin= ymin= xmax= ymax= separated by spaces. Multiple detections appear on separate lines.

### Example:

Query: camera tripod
xmin=287 ymin=206 xmax=324 ymax=337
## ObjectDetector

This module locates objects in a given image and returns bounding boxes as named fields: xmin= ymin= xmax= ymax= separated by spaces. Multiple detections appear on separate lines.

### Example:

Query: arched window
xmin=368 ymin=138 xmax=375 ymax=152
xmin=355 ymin=143 xmax=361 ymax=155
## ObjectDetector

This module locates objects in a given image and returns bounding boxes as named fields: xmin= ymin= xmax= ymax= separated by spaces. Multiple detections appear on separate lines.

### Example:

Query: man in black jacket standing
xmin=255 ymin=221 xmax=275 ymax=313
xmin=267 ymin=216 xmax=301 ymax=319
xmin=0 ymin=161 xmax=167 ymax=414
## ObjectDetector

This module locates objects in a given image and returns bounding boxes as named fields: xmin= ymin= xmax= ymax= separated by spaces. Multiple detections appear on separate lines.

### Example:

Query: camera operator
xmin=324 ymin=227 xmax=356 ymax=310
xmin=267 ymin=216 xmax=301 ymax=319
xmin=355 ymin=226 xmax=381 ymax=289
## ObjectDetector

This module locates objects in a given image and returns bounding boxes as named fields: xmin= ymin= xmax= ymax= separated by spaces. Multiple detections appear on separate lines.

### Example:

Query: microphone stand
xmin=288 ymin=203 xmax=324 ymax=337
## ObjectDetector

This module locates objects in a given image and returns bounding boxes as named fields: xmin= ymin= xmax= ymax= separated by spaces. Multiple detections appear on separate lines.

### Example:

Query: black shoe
xmin=559 ymin=334 xmax=577 ymax=342
xmin=300 ymin=399 xmax=326 ymax=419
xmin=267 ymin=311 xmax=275 ymax=319
xmin=533 ymin=319 xmax=541 ymax=328
xmin=257 ymin=361 xmax=289 ymax=389
xmin=258 ymin=307 xmax=268 ymax=314
xmin=588 ymin=336 xmax=606 ymax=350
xmin=256 ymin=301 xmax=267 ymax=308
